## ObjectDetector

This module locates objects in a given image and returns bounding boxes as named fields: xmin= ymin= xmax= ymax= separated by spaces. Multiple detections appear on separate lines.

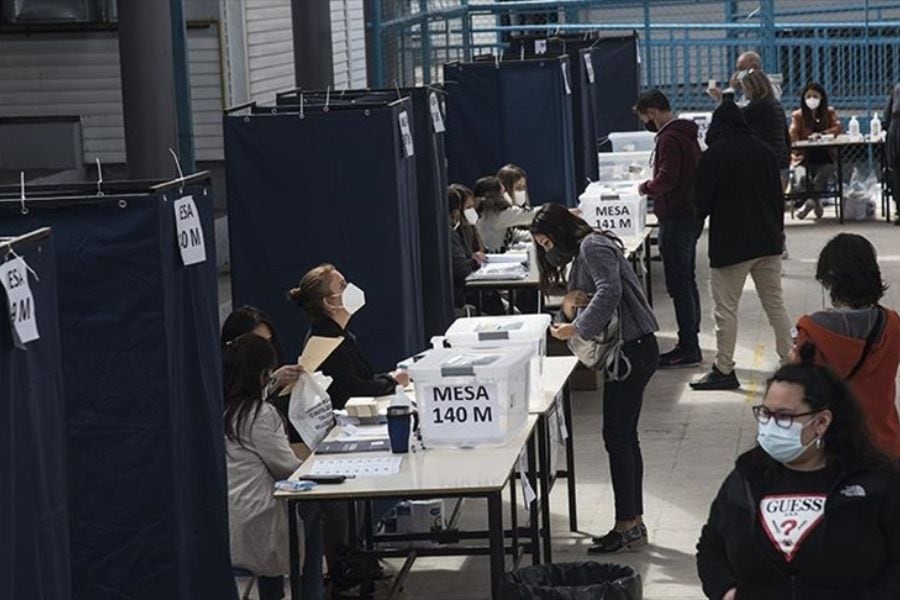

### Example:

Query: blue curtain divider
xmin=0 ymin=179 xmax=235 ymax=600
xmin=584 ymin=34 xmax=643 ymax=152
xmin=224 ymin=99 xmax=426 ymax=370
xmin=444 ymin=56 xmax=577 ymax=207
xmin=0 ymin=228 xmax=71 ymax=600
xmin=273 ymin=88 xmax=454 ymax=339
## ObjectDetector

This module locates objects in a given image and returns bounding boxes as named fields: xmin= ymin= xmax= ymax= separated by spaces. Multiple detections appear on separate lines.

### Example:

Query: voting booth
xmin=275 ymin=88 xmax=454 ymax=339
xmin=444 ymin=57 xmax=577 ymax=206
xmin=408 ymin=346 xmax=532 ymax=448
xmin=0 ymin=228 xmax=71 ymax=600
xmin=579 ymin=181 xmax=647 ymax=238
xmin=505 ymin=35 xmax=601 ymax=191
xmin=0 ymin=176 xmax=235 ymax=600
xmin=582 ymin=34 xmax=642 ymax=153
xmin=439 ymin=314 xmax=550 ymax=406
xmin=225 ymin=98 xmax=426 ymax=371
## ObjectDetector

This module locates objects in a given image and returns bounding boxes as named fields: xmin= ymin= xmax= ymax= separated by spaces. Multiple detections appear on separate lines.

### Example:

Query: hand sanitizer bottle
xmin=849 ymin=115 xmax=861 ymax=138
xmin=871 ymin=113 xmax=882 ymax=139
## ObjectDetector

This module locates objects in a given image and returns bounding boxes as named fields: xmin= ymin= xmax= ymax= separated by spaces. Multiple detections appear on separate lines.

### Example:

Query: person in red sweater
xmin=792 ymin=233 xmax=900 ymax=458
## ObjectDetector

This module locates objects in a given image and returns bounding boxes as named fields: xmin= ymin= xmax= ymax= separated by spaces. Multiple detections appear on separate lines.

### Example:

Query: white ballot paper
xmin=310 ymin=456 xmax=402 ymax=477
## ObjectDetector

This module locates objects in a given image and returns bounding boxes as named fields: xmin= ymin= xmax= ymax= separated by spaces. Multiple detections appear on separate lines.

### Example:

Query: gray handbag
xmin=565 ymin=309 xmax=631 ymax=381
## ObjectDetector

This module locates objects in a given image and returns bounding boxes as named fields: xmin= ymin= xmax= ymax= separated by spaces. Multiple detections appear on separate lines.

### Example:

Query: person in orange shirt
xmin=792 ymin=233 xmax=900 ymax=457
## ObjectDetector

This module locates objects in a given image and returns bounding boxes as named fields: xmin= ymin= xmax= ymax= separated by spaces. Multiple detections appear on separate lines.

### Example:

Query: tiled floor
xmin=230 ymin=210 xmax=900 ymax=600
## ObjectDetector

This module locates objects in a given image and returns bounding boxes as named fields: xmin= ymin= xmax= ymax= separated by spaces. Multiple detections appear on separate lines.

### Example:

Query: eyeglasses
xmin=752 ymin=405 xmax=819 ymax=428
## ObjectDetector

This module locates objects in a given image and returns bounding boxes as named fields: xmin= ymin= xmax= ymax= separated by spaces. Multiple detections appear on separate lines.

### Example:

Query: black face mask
xmin=643 ymin=120 xmax=658 ymax=133
xmin=546 ymin=246 xmax=574 ymax=268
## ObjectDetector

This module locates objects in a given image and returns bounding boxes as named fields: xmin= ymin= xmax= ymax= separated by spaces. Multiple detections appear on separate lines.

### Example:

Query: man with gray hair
xmin=708 ymin=51 xmax=783 ymax=102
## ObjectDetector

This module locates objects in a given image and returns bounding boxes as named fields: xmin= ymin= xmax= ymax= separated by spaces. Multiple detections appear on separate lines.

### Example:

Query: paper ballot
xmin=299 ymin=336 xmax=343 ymax=372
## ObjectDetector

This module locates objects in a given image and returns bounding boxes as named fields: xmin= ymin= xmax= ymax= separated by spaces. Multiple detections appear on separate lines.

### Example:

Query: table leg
xmin=527 ymin=433 xmax=540 ymax=565
xmin=509 ymin=470 xmax=519 ymax=564
xmin=288 ymin=500 xmax=302 ymax=600
xmin=643 ymin=235 xmax=653 ymax=307
xmin=488 ymin=491 xmax=506 ymax=600
xmin=837 ymin=147 xmax=845 ymax=224
xmin=563 ymin=382 xmax=578 ymax=532
xmin=536 ymin=415 xmax=553 ymax=564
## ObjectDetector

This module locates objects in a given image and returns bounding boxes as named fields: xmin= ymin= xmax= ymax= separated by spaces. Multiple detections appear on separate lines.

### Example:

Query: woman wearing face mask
xmin=448 ymin=186 xmax=485 ymax=309
xmin=287 ymin=265 xmax=409 ymax=409
xmin=224 ymin=333 xmax=324 ymax=600
xmin=790 ymin=233 xmax=900 ymax=458
xmin=697 ymin=347 xmax=900 ymax=600
xmin=532 ymin=203 xmax=660 ymax=554
xmin=497 ymin=164 xmax=531 ymax=209
xmin=474 ymin=175 xmax=535 ymax=253
xmin=449 ymin=183 xmax=486 ymax=256
xmin=789 ymin=82 xmax=843 ymax=219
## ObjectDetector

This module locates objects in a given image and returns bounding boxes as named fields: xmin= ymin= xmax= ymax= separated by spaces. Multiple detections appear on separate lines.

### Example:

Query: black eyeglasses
xmin=752 ymin=405 xmax=819 ymax=429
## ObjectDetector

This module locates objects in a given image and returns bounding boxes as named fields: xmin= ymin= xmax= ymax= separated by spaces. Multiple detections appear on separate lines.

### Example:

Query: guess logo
xmin=759 ymin=494 xmax=827 ymax=562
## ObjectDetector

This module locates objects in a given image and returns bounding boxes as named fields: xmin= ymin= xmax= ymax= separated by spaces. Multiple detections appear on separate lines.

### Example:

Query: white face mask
xmin=331 ymin=282 xmax=366 ymax=316
xmin=805 ymin=96 xmax=821 ymax=111
xmin=514 ymin=190 xmax=528 ymax=207
xmin=757 ymin=416 xmax=820 ymax=464
xmin=503 ymin=192 xmax=514 ymax=206
xmin=464 ymin=207 xmax=479 ymax=225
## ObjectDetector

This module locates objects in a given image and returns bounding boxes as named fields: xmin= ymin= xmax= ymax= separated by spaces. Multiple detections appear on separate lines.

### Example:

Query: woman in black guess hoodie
xmin=696 ymin=344 xmax=900 ymax=600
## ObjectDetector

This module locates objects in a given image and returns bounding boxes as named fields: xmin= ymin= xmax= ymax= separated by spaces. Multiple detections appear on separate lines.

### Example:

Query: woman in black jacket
xmin=287 ymin=264 xmax=409 ymax=409
xmin=696 ymin=344 xmax=900 ymax=600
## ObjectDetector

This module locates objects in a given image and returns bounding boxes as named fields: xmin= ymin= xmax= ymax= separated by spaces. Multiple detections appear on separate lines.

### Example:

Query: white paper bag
xmin=289 ymin=372 xmax=335 ymax=450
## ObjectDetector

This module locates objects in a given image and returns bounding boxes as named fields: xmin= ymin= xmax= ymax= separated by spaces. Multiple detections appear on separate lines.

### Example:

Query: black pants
xmin=602 ymin=333 xmax=659 ymax=521
xmin=257 ymin=576 xmax=284 ymax=600
xmin=892 ymin=162 xmax=900 ymax=218
xmin=658 ymin=218 xmax=702 ymax=352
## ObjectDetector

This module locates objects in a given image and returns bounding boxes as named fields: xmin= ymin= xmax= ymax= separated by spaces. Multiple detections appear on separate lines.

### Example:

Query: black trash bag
xmin=501 ymin=562 xmax=642 ymax=600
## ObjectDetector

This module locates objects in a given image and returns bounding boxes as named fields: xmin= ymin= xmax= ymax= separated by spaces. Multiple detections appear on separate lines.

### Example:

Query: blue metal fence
xmin=370 ymin=0 xmax=900 ymax=121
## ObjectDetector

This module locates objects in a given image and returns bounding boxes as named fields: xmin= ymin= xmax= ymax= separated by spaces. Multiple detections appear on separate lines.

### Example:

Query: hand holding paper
xmin=298 ymin=336 xmax=344 ymax=372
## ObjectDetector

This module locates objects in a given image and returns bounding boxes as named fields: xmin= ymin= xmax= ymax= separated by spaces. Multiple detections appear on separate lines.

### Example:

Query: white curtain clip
xmin=19 ymin=171 xmax=28 ymax=215
xmin=167 ymin=148 xmax=185 ymax=194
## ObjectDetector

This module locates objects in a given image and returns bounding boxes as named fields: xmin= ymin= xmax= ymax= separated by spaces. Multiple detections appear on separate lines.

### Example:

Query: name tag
xmin=584 ymin=54 xmax=596 ymax=83
xmin=429 ymin=92 xmax=446 ymax=133
xmin=0 ymin=256 xmax=40 ymax=346
xmin=398 ymin=111 xmax=415 ymax=157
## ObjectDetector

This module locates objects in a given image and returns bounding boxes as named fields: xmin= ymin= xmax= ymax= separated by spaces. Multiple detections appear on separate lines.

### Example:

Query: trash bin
xmin=501 ymin=562 xmax=642 ymax=600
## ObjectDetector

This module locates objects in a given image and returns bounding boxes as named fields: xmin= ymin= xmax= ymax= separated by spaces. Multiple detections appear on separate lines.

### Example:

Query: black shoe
xmin=658 ymin=346 xmax=702 ymax=369
xmin=588 ymin=524 xmax=647 ymax=554
xmin=690 ymin=365 xmax=740 ymax=390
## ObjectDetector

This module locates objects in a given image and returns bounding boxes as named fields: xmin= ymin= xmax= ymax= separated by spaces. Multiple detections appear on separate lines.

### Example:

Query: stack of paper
xmin=466 ymin=262 xmax=528 ymax=281
xmin=485 ymin=252 xmax=527 ymax=264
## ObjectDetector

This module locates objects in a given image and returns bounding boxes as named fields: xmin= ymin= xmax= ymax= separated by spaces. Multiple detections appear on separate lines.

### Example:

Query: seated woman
xmin=792 ymin=233 xmax=900 ymax=458
xmin=697 ymin=347 xmax=900 ymax=600
xmin=224 ymin=333 xmax=322 ymax=600
xmin=474 ymin=175 xmax=535 ymax=253
xmin=287 ymin=264 xmax=409 ymax=409
xmin=497 ymin=163 xmax=531 ymax=208
xmin=221 ymin=306 xmax=304 ymax=448
xmin=789 ymin=82 xmax=843 ymax=219
xmin=449 ymin=183 xmax=486 ymax=256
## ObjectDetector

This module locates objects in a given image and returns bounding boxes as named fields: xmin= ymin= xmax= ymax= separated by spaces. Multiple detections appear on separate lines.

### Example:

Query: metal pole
xmin=290 ymin=0 xmax=334 ymax=89
xmin=642 ymin=0 xmax=653 ymax=87
xmin=369 ymin=0 xmax=385 ymax=88
xmin=117 ymin=0 xmax=179 ymax=180
xmin=461 ymin=0 xmax=472 ymax=62
xmin=760 ymin=0 xmax=776 ymax=73
xmin=169 ymin=0 xmax=195 ymax=173
xmin=420 ymin=0 xmax=432 ymax=84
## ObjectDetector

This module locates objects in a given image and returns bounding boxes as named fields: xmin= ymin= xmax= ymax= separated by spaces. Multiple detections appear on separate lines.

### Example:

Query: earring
xmin=815 ymin=438 xmax=824 ymax=450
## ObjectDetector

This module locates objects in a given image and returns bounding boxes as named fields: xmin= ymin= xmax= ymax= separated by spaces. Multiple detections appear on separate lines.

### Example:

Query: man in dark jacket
xmin=636 ymin=90 xmax=704 ymax=367
xmin=690 ymin=101 xmax=793 ymax=390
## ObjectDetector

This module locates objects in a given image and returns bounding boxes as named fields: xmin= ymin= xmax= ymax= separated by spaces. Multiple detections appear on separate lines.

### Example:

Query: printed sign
xmin=429 ymin=92 xmax=446 ymax=133
xmin=398 ymin=110 xmax=415 ymax=157
xmin=561 ymin=62 xmax=572 ymax=95
xmin=534 ymin=39 xmax=547 ymax=55
xmin=173 ymin=195 xmax=207 ymax=266
xmin=583 ymin=53 xmax=596 ymax=83
xmin=518 ymin=450 xmax=537 ymax=509
xmin=0 ymin=256 xmax=39 ymax=346
xmin=425 ymin=382 xmax=502 ymax=440
xmin=759 ymin=494 xmax=827 ymax=562
xmin=556 ymin=393 xmax=569 ymax=440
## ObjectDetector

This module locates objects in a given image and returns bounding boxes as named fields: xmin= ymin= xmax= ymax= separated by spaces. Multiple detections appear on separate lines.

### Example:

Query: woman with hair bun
xmin=697 ymin=346 xmax=900 ymax=599
xmin=792 ymin=233 xmax=900 ymax=458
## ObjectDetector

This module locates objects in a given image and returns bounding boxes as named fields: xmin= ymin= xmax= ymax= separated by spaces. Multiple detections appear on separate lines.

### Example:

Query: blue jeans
xmin=657 ymin=217 xmax=702 ymax=353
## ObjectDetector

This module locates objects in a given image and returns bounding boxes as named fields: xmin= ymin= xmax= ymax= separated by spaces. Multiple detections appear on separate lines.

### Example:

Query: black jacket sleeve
xmin=451 ymin=229 xmax=476 ymax=282
xmin=697 ymin=475 xmax=741 ymax=600
xmin=692 ymin=152 xmax=717 ymax=221
xmin=320 ymin=343 xmax=397 ymax=406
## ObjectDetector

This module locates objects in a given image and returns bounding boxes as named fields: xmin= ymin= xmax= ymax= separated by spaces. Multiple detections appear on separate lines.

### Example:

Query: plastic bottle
xmin=871 ymin=113 xmax=882 ymax=139
xmin=849 ymin=115 xmax=861 ymax=138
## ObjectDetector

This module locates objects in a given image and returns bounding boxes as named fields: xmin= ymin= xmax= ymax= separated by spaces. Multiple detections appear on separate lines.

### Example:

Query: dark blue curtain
xmin=0 ymin=228 xmax=71 ymax=600
xmin=584 ymin=34 xmax=642 ymax=152
xmin=0 ymin=184 xmax=235 ymax=600
xmin=225 ymin=99 xmax=426 ymax=370
xmin=445 ymin=57 xmax=577 ymax=206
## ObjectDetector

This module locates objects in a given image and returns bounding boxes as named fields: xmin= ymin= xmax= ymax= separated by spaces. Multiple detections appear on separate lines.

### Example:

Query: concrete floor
xmin=231 ymin=209 xmax=900 ymax=600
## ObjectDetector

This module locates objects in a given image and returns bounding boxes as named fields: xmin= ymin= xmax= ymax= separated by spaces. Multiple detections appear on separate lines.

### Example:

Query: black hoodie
xmin=697 ymin=448 xmax=900 ymax=600
xmin=694 ymin=101 xmax=784 ymax=268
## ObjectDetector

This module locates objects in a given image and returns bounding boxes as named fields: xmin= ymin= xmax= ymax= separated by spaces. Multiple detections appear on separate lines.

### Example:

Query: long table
xmin=277 ymin=416 xmax=540 ymax=599
xmin=788 ymin=136 xmax=890 ymax=223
